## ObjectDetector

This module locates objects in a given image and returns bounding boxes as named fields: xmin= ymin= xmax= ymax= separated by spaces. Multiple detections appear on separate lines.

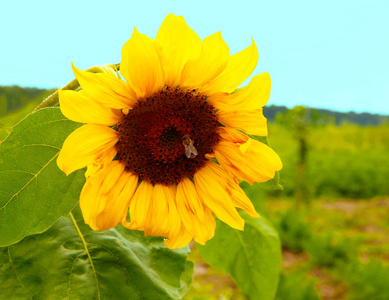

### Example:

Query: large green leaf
xmin=198 ymin=212 xmax=281 ymax=300
xmin=0 ymin=206 xmax=193 ymax=299
xmin=0 ymin=108 xmax=84 ymax=247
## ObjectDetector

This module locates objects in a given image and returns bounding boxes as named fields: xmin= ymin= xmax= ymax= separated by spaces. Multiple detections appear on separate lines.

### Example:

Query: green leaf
xmin=0 ymin=206 xmax=193 ymax=299
xmin=0 ymin=108 xmax=84 ymax=247
xmin=198 ymin=212 xmax=281 ymax=300
xmin=248 ymin=134 xmax=283 ymax=191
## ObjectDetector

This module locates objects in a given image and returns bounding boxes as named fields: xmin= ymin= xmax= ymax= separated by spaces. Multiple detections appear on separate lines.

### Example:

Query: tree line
xmin=264 ymin=105 xmax=389 ymax=126
xmin=0 ymin=86 xmax=54 ymax=116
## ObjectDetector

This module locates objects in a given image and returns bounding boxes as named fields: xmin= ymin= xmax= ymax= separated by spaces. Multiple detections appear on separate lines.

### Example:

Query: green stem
xmin=34 ymin=63 xmax=120 ymax=111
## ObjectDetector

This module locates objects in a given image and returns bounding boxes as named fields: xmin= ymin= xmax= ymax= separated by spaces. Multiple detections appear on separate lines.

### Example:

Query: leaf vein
xmin=69 ymin=212 xmax=101 ymax=300
xmin=233 ymin=228 xmax=262 ymax=290
xmin=0 ymin=153 xmax=59 ymax=212
xmin=88 ymin=242 xmax=144 ymax=300
xmin=7 ymin=247 xmax=32 ymax=299
xmin=67 ymin=251 xmax=85 ymax=297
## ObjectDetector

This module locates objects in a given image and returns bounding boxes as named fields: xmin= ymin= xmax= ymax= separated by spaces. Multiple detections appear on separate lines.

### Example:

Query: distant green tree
xmin=265 ymin=104 xmax=388 ymax=126
xmin=0 ymin=86 xmax=52 ymax=116
xmin=275 ymin=106 xmax=330 ymax=209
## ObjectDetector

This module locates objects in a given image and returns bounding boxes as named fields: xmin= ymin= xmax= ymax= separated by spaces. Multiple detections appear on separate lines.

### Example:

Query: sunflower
xmin=57 ymin=14 xmax=282 ymax=249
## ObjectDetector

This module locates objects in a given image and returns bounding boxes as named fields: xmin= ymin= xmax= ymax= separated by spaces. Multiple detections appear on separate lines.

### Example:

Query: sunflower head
xmin=115 ymin=86 xmax=220 ymax=185
xmin=57 ymin=13 xmax=282 ymax=249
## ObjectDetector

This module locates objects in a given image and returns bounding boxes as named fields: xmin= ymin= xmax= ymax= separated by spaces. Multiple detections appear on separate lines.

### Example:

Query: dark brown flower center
xmin=116 ymin=86 xmax=220 ymax=185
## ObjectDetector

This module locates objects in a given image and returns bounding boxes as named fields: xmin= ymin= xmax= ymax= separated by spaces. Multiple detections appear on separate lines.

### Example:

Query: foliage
xmin=264 ymin=105 xmax=389 ymax=126
xmin=0 ymin=206 xmax=193 ymax=299
xmin=273 ymin=207 xmax=360 ymax=267
xmin=273 ymin=208 xmax=312 ymax=252
xmin=344 ymin=259 xmax=389 ymax=300
xmin=0 ymin=85 xmax=53 ymax=116
xmin=268 ymin=122 xmax=389 ymax=199
xmin=0 ymin=108 xmax=84 ymax=247
xmin=275 ymin=270 xmax=320 ymax=300
xmin=198 ymin=211 xmax=281 ymax=300
xmin=306 ymin=232 xmax=360 ymax=267
xmin=265 ymin=198 xmax=389 ymax=299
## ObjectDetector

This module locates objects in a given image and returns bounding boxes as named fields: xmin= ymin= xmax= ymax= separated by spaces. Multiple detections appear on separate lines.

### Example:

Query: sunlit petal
xmin=57 ymin=124 xmax=118 ymax=176
xmin=216 ymin=127 xmax=283 ymax=184
xmin=59 ymin=89 xmax=123 ymax=126
xmin=194 ymin=162 xmax=244 ymax=230
xmin=72 ymin=64 xmax=136 ymax=109
xmin=218 ymin=109 xmax=268 ymax=136
xmin=80 ymin=161 xmax=138 ymax=231
xmin=156 ymin=14 xmax=202 ymax=87
xmin=121 ymin=28 xmax=165 ymax=98
xmin=207 ymin=72 xmax=271 ymax=110
xmin=200 ymin=38 xmax=258 ymax=95
xmin=180 ymin=32 xmax=229 ymax=89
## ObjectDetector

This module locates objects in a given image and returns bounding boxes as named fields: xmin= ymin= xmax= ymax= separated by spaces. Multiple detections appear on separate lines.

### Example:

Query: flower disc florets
xmin=116 ymin=86 xmax=220 ymax=185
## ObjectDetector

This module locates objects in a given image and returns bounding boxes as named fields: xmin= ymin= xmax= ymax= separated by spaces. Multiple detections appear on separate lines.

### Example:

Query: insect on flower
xmin=182 ymin=135 xmax=198 ymax=158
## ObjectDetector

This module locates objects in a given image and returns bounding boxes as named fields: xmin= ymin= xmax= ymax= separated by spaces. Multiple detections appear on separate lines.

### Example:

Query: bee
xmin=182 ymin=135 xmax=198 ymax=159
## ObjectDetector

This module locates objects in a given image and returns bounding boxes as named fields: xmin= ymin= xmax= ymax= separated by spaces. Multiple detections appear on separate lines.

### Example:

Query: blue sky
xmin=1 ymin=0 xmax=388 ymax=114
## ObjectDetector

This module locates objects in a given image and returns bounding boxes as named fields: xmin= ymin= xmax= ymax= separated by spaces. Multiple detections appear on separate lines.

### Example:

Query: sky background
xmin=1 ymin=0 xmax=388 ymax=115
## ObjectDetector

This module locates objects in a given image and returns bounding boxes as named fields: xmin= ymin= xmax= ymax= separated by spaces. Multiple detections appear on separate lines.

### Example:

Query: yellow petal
xmin=239 ymin=138 xmax=252 ymax=154
xmin=207 ymin=72 xmax=271 ymax=110
xmin=164 ymin=228 xmax=192 ymax=249
xmin=180 ymin=32 xmax=229 ymax=89
xmin=57 ymin=124 xmax=118 ymax=176
xmin=200 ymin=38 xmax=259 ymax=95
xmin=145 ymin=184 xmax=192 ymax=249
xmin=156 ymin=14 xmax=202 ymax=87
xmin=194 ymin=162 xmax=244 ymax=230
xmin=72 ymin=64 xmax=136 ymax=109
xmin=97 ymin=167 xmax=138 ymax=230
xmin=162 ymin=191 xmax=193 ymax=249
xmin=122 ymin=181 xmax=191 ymax=248
xmin=144 ymin=184 xmax=174 ymax=237
xmin=217 ymin=109 xmax=268 ymax=136
xmin=160 ymin=187 xmax=193 ymax=249
xmin=225 ymin=180 xmax=260 ymax=218
xmin=176 ymin=178 xmax=216 ymax=245
xmin=121 ymin=28 xmax=165 ymax=98
xmin=59 ymin=89 xmax=123 ymax=126
xmin=215 ymin=127 xmax=283 ymax=184
xmin=126 ymin=180 xmax=153 ymax=230
xmin=80 ymin=161 xmax=138 ymax=231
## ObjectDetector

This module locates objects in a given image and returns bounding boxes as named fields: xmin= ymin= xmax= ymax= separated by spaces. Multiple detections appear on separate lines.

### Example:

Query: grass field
xmin=268 ymin=123 xmax=389 ymax=199
xmin=1 ymin=100 xmax=388 ymax=299
xmin=185 ymin=120 xmax=389 ymax=299
xmin=186 ymin=197 xmax=389 ymax=300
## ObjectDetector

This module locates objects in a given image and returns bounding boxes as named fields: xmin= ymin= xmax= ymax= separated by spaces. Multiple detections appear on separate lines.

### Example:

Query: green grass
xmin=275 ymin=270 xmax=320 ymax=300
xmin=267 ymin=123 xmax=389 ymax=199
xmin=344 ymin=259 xmax=389 ymax=300
xmin=185 ymin=194 xmax=389 ymax=299
xmin=265 ymin=198 xmax=389 ymax=300
xmin=273 ymin=208 xmax=312 ymax=252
